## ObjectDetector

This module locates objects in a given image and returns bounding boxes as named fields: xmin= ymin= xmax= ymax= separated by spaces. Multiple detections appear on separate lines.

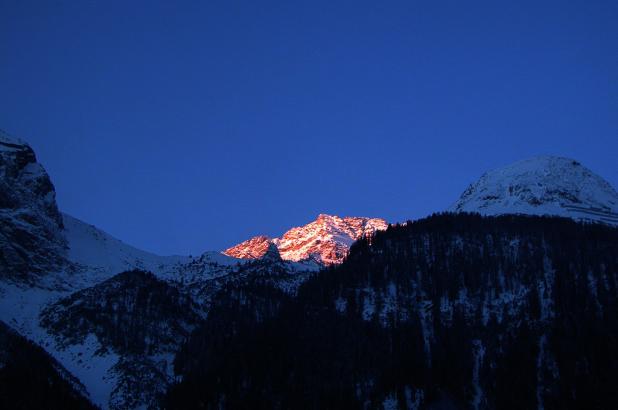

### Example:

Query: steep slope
xmin=0 ymin=320 xmax=96 ymax=410
xmin=223 ymin=236 xmax=273 ymax=259
xmin=36 ymin=254 xmax=318 ymax=409
xmin=450 ymin=156 xmax=618 ymax=225
xmin=0 ymin=131 xmax=67 ymax=282
xmin=1 ymin=209 xmax=316 ymax=410
xmin=0 ymin=131 xmax=320 ymax=410
xmin=62 ymin=213 xmax=192 ymax=287
xmin=41 ymin=270 xmax=202 ymax=410
xmin=0 ymin=216 xmax=252 ymax=410
xmin=41 ymin=270 xmax=202 ymax=355
xmin=224 ymin=214 xmax=388 ymax=265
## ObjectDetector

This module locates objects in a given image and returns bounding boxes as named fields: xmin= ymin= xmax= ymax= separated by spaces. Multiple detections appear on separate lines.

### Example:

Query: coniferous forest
xmin=166 ymin=213 xmax=618 ymax=410
xmin=0 ymin=321 xmax=97 ymax=410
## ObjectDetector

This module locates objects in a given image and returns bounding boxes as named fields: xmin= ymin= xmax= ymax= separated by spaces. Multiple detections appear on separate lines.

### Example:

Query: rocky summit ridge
xmin=223 ymin=214 xmax=389 ymax=265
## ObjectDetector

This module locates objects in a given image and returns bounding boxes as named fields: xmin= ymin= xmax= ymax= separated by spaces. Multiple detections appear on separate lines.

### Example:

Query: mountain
xmin=0 ymin=131 xmax=324 ymax=409
xmin=40 ymin=270 xmax=203 ymax=410
xmin=223 ymin=235 xmax=273 ymax=259
xmin=2 ymin=213 xmax=315 ymax=409
xmin=0 ymin=131 xmax=67 ymax=282
xmin=168 ymin=213 xmax=618 ymax=409
xmin=2 ymin=129 xmax=618 ymax=410
xmin=224 ymin=214 xmax=389 ymax=265
xmin=450 ymin=156 xmax=618 ymax=225
xmin=0 ymin=192 xmax=319 ymax=410
xmin=63 ymin=213 xmax=178 ymax=285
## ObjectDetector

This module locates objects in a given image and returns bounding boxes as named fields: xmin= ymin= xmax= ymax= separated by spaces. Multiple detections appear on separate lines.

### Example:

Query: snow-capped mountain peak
xmin=450 ymin=156 xmax=618 ymax=225
xmin=223 ymin=214 xmax=388 ymax=265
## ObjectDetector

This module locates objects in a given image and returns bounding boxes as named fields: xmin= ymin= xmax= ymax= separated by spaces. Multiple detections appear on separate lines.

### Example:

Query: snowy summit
xmin=450 ymin=156 xmax=618 ymax=225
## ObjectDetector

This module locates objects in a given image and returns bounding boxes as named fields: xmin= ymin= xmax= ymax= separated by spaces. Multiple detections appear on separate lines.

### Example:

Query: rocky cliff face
xmin=224 ymin=214 xmax=388 ymax=265
xmin=0 ymin=131 xmax=67 ymax=281
xmin=223 ymin=235 xmax=273 ymax=260
xmin=450 ymin=156 xmax=618 ymax=225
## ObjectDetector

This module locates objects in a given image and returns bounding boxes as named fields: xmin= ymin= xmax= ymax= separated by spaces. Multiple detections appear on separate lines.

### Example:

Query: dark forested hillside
xmin=0 ymin=321 xmax=97 ymax=410
xmin=39 ymin=270 xmax=204 ymax=409
xmin=166 ymin=213 xmax=618 ymax=410
xmin=41 ymin=270 xmax=204 ymax=356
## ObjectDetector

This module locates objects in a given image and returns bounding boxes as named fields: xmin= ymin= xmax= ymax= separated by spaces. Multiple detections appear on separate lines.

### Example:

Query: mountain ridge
xmin=2 ymin=129 xmax=618 ymax=410
xmin=224 ymin=213 xmax=389 ymax=265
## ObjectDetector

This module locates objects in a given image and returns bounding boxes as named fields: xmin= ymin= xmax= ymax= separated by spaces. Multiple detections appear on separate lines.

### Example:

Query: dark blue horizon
xmin=1 ymin=0 xmax=617 ymax=255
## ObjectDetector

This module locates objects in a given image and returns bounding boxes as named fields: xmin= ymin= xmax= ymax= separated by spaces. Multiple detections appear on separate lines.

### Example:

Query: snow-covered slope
xmin=450 ymin=156 xmax=618 ymax=225
xmin=224 ymin=214 xmax=388 ymax=265
xmin=40 ymin=270 xmax=203 ymax=409
xmin=63 ymin=214 xmax=188 ymax=285
xmin=0 ymin=214 xmax=255 ymax=410
xmin=0 ymin=320 xmax=96 ymax=409
xmin=0 ymin=130 xmax=324 ymax=410
xmin=63 ymin=213 xmax=254 ymax=288
xmin=1 ymin=207 xmax=313 ymax=410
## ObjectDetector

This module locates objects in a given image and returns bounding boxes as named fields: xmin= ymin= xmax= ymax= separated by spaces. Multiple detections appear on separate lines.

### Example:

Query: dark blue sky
xmin=1 ymin=0 xmax=617 ymax=255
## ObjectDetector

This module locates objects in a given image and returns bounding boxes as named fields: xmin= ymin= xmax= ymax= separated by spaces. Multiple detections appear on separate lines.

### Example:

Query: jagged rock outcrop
xmin=224 ymin=214 xmax=388 ymax=265
xmin=450 ymin=156 xmax=618 ymax=225
xmin=0 ymin=130 xmax=67 ymax=281
xmin=223 ymin=235 xmax=273 ymax=260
